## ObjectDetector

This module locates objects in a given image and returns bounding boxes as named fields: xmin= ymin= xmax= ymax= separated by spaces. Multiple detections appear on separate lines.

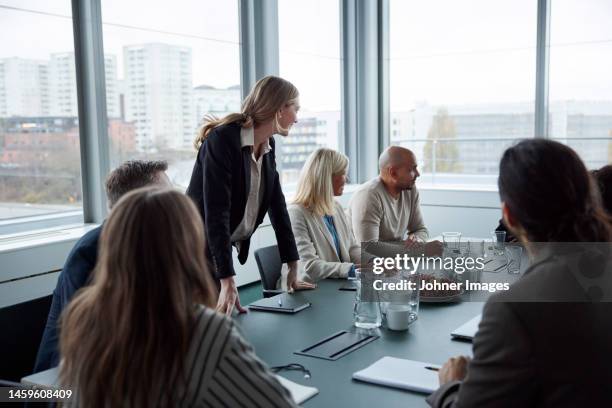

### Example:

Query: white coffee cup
xmin=386 ymin=304 xmax=414 ymax=331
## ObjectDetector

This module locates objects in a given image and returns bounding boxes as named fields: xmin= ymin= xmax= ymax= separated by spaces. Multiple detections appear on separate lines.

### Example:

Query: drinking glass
xmin=491 ymin=231 xmax=506 ymax=256
xmin=442 ymin=232 xmax=462 ymax=251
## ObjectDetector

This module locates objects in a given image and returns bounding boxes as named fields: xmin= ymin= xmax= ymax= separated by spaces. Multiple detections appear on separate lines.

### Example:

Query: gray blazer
xmin=427 ymin=249 xmax=612 ymax=408
xmin=288 ymin=202 xmax=361 ymax=283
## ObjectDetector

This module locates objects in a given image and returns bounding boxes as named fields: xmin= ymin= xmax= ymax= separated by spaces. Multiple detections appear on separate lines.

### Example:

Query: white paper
xmin=276 ymin=375 xmax=319 ymax=405
xmin=451 ymin=314 xmax=482 ymax=340
xmin=352 ymin=357 xmax=439 ymax=394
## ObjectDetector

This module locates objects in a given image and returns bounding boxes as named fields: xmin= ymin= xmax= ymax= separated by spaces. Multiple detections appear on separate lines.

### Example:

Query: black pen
xmin=425 ymin=366 xmax=440 ymax=372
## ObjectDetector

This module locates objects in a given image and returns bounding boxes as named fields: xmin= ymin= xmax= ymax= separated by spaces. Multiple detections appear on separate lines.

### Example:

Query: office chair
xmin=0 ymin=295 xmax=53 ymax=382
xmin=254 ymin=245 xmax=285 ymax=298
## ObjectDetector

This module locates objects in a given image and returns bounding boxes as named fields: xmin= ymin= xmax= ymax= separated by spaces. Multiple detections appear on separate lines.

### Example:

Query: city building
xmin=48 ymin=52 xmax=119 ymax=118
xmin=0 ymin=57 xmax=49 ymax=117
xmin=123 ymin=43 xmax=194 ymax=151
xmin=277 ymin=116 xmax=322 ymax=184
xmin=107 ymin=118 xmax=137 ymax=155
xmin=0 ymin=116 xmax=79 ymax=165
xmin=390 ymin=101 xmax=612 ymax=180
xmin=193 ymin=84 xmax=240 ymax=124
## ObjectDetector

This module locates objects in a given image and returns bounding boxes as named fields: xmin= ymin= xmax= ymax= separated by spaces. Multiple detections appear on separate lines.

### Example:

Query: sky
xmin=1 ymin=0 xmax=611 ymax=112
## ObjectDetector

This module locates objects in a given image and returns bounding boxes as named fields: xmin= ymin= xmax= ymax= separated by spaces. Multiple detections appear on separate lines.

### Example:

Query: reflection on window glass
xmin=0 ymin=1 xmax=83 ymax=221
xmin=549 ymin=0 xmax=612 ymax=170
xmin=278 ymin=0 xmax=342 ymax=186
xmin=389 ymin=0 xmax=536 ymax=188
xmin=101 ymin=0 xmax=241 ymax=188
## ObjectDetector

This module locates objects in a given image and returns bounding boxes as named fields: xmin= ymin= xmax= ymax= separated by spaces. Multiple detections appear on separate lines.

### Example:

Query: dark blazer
xmin=427 ymin=248 xmax=612 ymax=408
xmin=186 ymin=122 xmax=299 ymax=280
xmin=34 ymin=225 xmax=101 ymax=372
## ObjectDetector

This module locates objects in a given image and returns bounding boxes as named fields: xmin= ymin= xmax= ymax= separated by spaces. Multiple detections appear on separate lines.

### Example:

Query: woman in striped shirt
xmin=59 ymin=187 xmax=296 ymax=407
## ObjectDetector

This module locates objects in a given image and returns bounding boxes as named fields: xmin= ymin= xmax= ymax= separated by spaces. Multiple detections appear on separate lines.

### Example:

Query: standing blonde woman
xmin=60 ymin=188 xmax=297 ymax=407
xmin=187 ymin=76 xmax=315 ymax=315
xmin=289 ymin=148 xmax=362 ymax=283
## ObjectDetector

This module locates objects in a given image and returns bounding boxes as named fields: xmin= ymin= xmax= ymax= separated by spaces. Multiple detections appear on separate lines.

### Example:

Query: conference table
xmin=237 ymin=281 xmax=498 ymax=407
xmin=236 ymin=241 xmax=527 ymax=407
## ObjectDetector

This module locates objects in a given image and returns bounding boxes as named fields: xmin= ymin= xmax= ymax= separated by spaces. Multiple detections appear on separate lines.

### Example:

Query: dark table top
xmin=235 ymin=280 xmax=487 ymax=408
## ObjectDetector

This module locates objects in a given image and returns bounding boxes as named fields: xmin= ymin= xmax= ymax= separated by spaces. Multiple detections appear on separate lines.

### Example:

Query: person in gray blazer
xmin=288 ymin=148 xmax=362 ymax=283
xmin=427 ymin=139 xmax=612 ymax=407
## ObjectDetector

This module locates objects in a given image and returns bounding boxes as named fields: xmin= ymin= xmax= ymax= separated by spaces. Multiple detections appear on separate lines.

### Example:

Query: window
xmin=101 ymin=0 xmax=241 ymax=188
xmin=0 ymin=1 xmax=83 ymax=222
xmin=389 ymin=0 xmax=537 ymax=189
xmin=548 ymin=0 xmax=612 ymax=170
xmin=278 ymin=0 xmax=343 ymax=186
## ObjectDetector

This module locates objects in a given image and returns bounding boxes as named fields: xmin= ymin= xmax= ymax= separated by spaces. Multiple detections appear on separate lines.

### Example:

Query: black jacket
xmin=34 ymin=225 xmax=101 ymax=372
xmin=186 ymin=122 xmax=299 ymax=279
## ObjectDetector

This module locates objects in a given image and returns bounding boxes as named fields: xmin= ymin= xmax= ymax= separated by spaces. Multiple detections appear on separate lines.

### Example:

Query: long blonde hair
xmin=59 ymin=187 xmax=217 ymax=407
xmin=293 ymin=148 xmax=349 ymax=216
xmin=194 ymin=76 xmax=299 ymax=149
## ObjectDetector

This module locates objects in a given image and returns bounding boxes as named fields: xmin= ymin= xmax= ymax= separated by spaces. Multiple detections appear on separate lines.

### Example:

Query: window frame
xmin=2 ymin=0 xmax=555 ymax=234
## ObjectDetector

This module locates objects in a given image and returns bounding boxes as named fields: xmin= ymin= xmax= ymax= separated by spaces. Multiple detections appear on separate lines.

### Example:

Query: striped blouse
xmin=177 ymin=306 xmax=297 ymax=407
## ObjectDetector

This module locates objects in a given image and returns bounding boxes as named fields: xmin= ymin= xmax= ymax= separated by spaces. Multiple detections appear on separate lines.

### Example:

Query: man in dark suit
xmin=33 ymin=160 xmax=171 ymax=373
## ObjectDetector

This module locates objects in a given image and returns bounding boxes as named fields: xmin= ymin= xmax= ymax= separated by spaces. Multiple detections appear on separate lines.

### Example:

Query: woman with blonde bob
xmin=289 ymin=148 xmax=361 ymax=283
xmin=187 ymin=76 xmax=314 ymax=316
xmin=59 ymin=187 xmax=297 ymax=408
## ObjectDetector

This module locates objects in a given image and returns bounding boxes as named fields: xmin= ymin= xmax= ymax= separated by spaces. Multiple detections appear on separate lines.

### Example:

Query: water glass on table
xmin=442 ymin=232 xmax=462 ymax=252
xmin=353 ymin=268 xmax=382 ymax=329
xmin=491 ymin=230 xmax=506 ymax=256
xmin=506 ymin=245 xmax=523 ymax=274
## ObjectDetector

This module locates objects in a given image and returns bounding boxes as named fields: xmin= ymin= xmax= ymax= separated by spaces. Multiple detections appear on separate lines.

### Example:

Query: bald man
xmin=348 ymin=146 xmax=429 ymax=247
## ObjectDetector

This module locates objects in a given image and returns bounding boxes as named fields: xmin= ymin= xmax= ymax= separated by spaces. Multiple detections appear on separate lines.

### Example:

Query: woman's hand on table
xmin=286 ymin=261 xmax=316 ymax=292
xmin=217 ymin=276 xmax=248 ymax=315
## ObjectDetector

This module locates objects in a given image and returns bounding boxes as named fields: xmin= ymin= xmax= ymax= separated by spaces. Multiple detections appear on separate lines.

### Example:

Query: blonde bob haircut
xmin=194 ymin=75 xmax=299 ymax=149
xmin=293 ymin=148 xmax=349 ymax=216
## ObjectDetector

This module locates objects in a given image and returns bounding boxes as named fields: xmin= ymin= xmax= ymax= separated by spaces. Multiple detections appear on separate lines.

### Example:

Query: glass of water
xmin=491 ymin=231 xmax=506 ymax=256
xmin=353 ymin=269 xmax=382 ymax=329
xmin=506 ymin=245 xmax=523 ymax=274
xmin=442 ymin=232 xmax=462 ymax=251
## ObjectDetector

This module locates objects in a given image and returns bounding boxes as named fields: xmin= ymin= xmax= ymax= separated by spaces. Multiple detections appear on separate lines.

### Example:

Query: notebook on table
xmin=451 ymin=314 xmax=482 ymax=341
xmin=353 ymin=357 xmax=440 ymax=394
xmin=248 ymin=292 xmax=311 ymax=313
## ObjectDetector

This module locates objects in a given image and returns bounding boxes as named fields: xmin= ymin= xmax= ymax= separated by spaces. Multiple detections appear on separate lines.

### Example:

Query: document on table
xmin=451 ymin=314 xmax=482 ymax=341
xmin=276 ymin=375 xmax=319 ymax=404
xmin=353 ymin=357 xmax=440 ymax=394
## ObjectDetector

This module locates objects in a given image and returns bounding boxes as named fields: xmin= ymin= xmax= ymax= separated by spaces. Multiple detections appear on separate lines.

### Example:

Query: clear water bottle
xmin=353 ymin=269 xmax=382 ymax=329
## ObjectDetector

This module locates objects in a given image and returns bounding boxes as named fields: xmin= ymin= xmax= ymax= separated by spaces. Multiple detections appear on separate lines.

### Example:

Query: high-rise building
xmin=48 ymin=52 xmax=119 ymax=118
xmin=0 ymin=57 xmax=49 ymax=117
xmin=123 ymin=43 xmax=194 ymax=151
xmin=193 ymin=84 xmax=240 ymax=124
xmin=277 ymin=116 xmax=322 ymax=184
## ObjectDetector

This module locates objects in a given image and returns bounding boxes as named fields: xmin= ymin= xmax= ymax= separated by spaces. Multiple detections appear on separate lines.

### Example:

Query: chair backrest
xmin=0 ymin=295 xmax=52 ymax=382
xmin=254 ymin=245 xmax=282 ymax=291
